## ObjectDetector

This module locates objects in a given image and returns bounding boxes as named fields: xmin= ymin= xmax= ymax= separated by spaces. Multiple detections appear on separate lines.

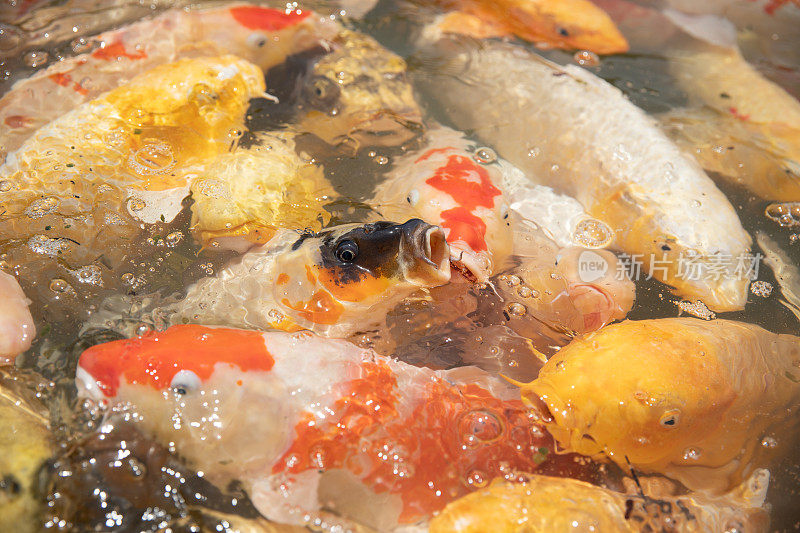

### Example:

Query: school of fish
xmin=0 ymin=0 xmax=799 ymax=530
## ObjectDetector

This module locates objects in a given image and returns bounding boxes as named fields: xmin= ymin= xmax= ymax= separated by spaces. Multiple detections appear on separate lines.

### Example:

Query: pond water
xmin=1 ymin=0 xmax=800 ymax=531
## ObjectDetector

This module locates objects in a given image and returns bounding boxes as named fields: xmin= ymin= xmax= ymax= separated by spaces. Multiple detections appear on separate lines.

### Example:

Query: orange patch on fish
xmin=305 ymin=264 xmax=317 ymax=284
xmin=4 ymin=115 xmax=33 ymax=128
xmin=316 ymin=267 xmax=393 ymax=302
xmin=729 ymin=106 xmax=751 ymax=121
xmin=229 ymin=6 xmax=311 ymax=30
xmin=276 ymin=273 xmax=290 ymax=285
xmin=425 ymin=154 xmax=500 ymax=252
xmin=415 ymin=146 xmax=455 ymax=163
xmin=281 ymin=290 xmax=344 ymax=325
xmin=440 ymin=207 xmax=489 ymax=251
xmin=92 ymin=40 xmax=147 ymax=61
xmin=79 ymin=325 xmax=273 ymax=397
xmin=273 ymin=361 xmax=581 ymax=523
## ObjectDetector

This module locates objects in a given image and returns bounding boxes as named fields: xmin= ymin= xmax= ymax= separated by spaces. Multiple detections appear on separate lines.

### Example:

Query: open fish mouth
xmin=399 ymin=219 xmax=451 ymax=286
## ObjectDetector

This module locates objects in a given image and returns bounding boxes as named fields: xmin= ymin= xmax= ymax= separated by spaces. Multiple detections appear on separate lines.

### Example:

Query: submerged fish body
xmin=76 ymin=325 xmax=594 ymax=528
xmin=189 ymin=132 xmax=334 ymax=248
xmin=0 ymin=3 xmax=338 ymax=157
xmin=665 ymin=46 xmax=800 ymax=200
xmin=170 ymin=220 xmax=451 ymax=337
xmin=0 ymin=272 xmax=35 ymax=363
xmin=429 ymin=473 xmax=770 ymax=533
xmin=428 ymin=0 xmax=629 ymax=54
xmin=521 ymin=318 xmax=800 ymax=493
xmin=415 ymin=40 xmax=752 ymax=311
xmin=260 ymin=29 xmax=423 ymax=149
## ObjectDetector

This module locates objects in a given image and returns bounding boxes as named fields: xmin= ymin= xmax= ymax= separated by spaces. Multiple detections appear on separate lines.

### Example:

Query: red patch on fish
xmin=415 ymin=146 xmax=455 ymax=164
xmin=92 ymin=40 xmax=147 ymax=61
xmin=281 ymin=290 xmax=344 ymax=325
xmin=273 ymin=362 xmax=591 ymax=522
xmin=4 ymin=115 xmax=33 ymax=128
xmin=728 ymin=106 xmax=750 ymax=121
xmin=425 ymin=154 xmax=501 ymax=252
xmin=229 ymin=6 xmax=310 ymax=30
xmin=49 ymin=72 xmax=89 ymax=95
xmin=439 ymin=207 xmax=489 ymax=251
xmin=79 ymin=325 xmax=273 ymax=397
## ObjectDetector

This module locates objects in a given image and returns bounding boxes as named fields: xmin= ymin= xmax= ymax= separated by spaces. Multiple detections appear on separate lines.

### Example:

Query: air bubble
xmin=128 ymin=141 xmax=176 ymax=175
xmin=459 ymin=410 xmax=504 ymax=445
xmin=572 ymin=218 xmax=613 ymax=248
xmin=765 ymin=202 xmax=800 ymax=227
xmin=750 ymin=281 xmax=773 ymax=298
xmin=373 ymin=154 xmax=389 ymax=165
xmin=464 ymin=469 xmax=489 ymax=488
xmin=25 ymin=196 xmax=59 ymax=218
xmin=473 ymin=147 xmax=497 ymax=164
xmin=121 ymin=273 xmax=135 ymax=285
xmin=24 ymin=50 xmax=49 ymax=68
xmin=517 ymin=286 xmax=534 ymax=298
xmin=165 ymin=231 xmax=183 ymax=247
xmin=573 ymin=50 xmax=600 ymax=67
xmin=682 ymin=447 xmax=701 ymax=460
xmin=0 ymin=180 xmax=13 ymax=192
xmin=507 ymin=302 xmax=527 ymax=316
xmin=505 ymin=275 xmax=521 ymax=287
xmin=49 ymin=278 xmax=70 ymax=293
xmin=127 ymin=197 xmax=146 ymax=212
xmin=761 ymin=436 xmax=777 ymax=448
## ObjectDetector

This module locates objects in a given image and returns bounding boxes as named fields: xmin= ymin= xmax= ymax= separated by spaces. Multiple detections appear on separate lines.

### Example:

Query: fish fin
xmin=436 ymin=11 xmax=513 ymax=40
xmin=662 ymin=8 xmax=738 ymax=49
xmin=729 ymin=469 xmax=770 ymax=508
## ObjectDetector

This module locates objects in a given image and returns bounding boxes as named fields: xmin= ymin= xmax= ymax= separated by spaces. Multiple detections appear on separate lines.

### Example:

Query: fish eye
xmin=558 ymin=27 xmax=569 ymax=37
xmin=335 ymin=240 xmax=359 ymax=263
xmin=659 ymin=409 xmax=681 ymax=428
xmin=170 ymin=370 xmax=201 ymax=395
xmin=303 ymin=75 xmax=340 ymax=111
xmin=406 ymin=189 xmax=419 ymax=206
xmin=246 ymin=32 xmax=268 ymax=48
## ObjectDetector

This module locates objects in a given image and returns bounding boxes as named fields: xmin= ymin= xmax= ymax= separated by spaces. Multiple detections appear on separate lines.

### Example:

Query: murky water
xmin=1 ymin=0 xmax=800 ymax=531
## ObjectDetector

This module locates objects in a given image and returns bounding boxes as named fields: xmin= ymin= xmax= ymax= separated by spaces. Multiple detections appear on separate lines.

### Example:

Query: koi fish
xmin=76 ymin=324 xmax=598 ymax=529
xmin=255 ymin=29 xmax=423 ymax=149
xmin=0 ymin=3 xmax=339 ymax=157
xmin=424 ymin=0 xmax=629 ymax=54
xmin=414 ymin=39 xmax=752 ymax=311
xmin=372 ymin=126 xmax=601 ymax=280
xmin=429 ymin=473 xmax=770 ymax=533
xmin=168 ymin=220 xmax=451 ymax=338
xmin=520 ymin=318 xmax=800 ymax=493
xmin=0 ymin=272 xmax=35 ymax=363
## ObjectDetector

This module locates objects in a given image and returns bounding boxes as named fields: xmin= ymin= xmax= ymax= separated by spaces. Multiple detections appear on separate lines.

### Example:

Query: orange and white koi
xmin=168 ymin=220 xmax=451 ymax=338
xmin=76 ymin=324 xmax=597 ymax=529
xmin=0 ymin=3 xmax=339 ymax=157
xmin=373 ymin=126 xmax=596 ymax=280
xmin=0 ymin=271 xmax=35 ymax=363
xmin=372 ymin=127 xmax=634 ymax=334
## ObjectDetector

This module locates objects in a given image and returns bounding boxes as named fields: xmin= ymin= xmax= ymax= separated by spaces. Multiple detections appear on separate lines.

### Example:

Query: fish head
xmin=278 ymin=30 xmax=422 ymax=148
xmin=521 ymin=320 xmax=736 ymax=468
xmin=500 ymin=0 xmax=629 ymax=54
xmin=553 ymin=247 xmax=635 ymax=332
xmin=76 ymin=325 xmax=293 ymax=480
xmin=372 ymin=144 xmax=513 ymax=281
xmin=272 ymin=220 xmax=450 ymax=335
xmin=205 ymin=6 xmax=338 ymax=71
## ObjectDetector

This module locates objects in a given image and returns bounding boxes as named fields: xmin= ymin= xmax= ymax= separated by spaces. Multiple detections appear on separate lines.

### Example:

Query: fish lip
xmin=448 ymin=246 xmax=491 ymax=284
xmin=399 ymin=219 xmax=451 ymax=286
